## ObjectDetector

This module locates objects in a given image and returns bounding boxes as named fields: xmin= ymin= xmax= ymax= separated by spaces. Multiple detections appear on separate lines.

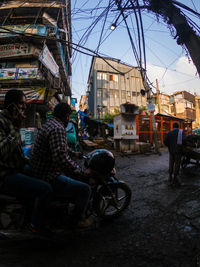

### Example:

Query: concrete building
xmin=152 ymin=92 xmax=173 ymax=115
xmin=79 ymin=95 xmax=88 ymax=112
xmin=0 ymin=0 xmax=72 ymax=126
xmin=153 ymin=90 xmax=200 ymax=129
xmin=87 ymin=56 xmax=147 ymax=118
xmin=172 ymin=91 xmax=196 ymax=121
xmin=194 ymin=94 xmax=200 ymax=128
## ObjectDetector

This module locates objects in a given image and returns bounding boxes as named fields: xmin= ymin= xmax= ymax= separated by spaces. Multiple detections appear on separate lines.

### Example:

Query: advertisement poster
xmin=0 ymin=67 xmax=38 ymax=80
xmin=0 ymin=25 xmax=47 ymax=37
xmin=0 ymin=68 xmax=16 ymax=80
xmin=17 ymin=67 xmax=38 ymax=79
xmin=0 ymin=43 xmax=30 ymax=58
xmin=39 ymin=45 xmax=59 ymax=77
xmin=0 ymin=43 xmax=39 ymax=58
xmin=0 ymin=87 xmax=47 ymax=105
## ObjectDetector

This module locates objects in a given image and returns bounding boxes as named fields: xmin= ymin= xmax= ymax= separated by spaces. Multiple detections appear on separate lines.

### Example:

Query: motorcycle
xmin=0 ymin=149 xmax=131 ymax=232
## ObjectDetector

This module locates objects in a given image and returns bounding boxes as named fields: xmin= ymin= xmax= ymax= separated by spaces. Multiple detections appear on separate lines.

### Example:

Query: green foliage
xmin=139 ymin=105 xmax=148 ymax=114
xmin=102 ymin=109 xmax=120 ymax=124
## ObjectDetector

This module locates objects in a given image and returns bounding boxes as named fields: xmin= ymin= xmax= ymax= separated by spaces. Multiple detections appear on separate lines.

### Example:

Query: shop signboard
xmin=0 ymin=87 xmax=47 ymax=104
xmin=0 ymin=68 xmax=16 ymax=80
xmin=0 ymin=43 xmax=38 ymax=58
xmin=39 ymin=45 xmax=59 ymax=77
xmin=0 ymin=25 xmax=49 ymax=37
xmin=17 ymin=67 xmax=38 ymax=79
xmin=0 ymin=67 xmax=38 ymax=80
xmin=58 ymin=42 xmax=67 ymax=74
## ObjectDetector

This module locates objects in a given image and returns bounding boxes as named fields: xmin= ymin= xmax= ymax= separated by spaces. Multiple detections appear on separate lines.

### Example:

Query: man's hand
xmin=111 ymin=168 xmax=116 ymax=176
xmin=11 ymin=104 xmax=26 ymax=128
xmin=73 ymin=151 xmax=83 ymax=159
xmin=85 ymin=168 xmax=95 ymax=176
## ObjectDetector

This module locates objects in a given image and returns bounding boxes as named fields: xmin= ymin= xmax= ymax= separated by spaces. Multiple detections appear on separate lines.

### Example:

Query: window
xmin=110 ymin=89 xmax=114 ymax=106
xmin=97 ymin=72 xmax=107 ymax=80
xmin=132 ymin=92 xmax=140 ymax=96
xmin=97 ymin=89 xmax=102 ymax=105
xmin=103 ymin=89 xmax=108 ymax=107
xmin=126 ymin=91 xmax=131 ymax=102
xmin=126 ymin=91 xmax=131 ymax=97
xmin=109 ymin=74 xmax=118 ymax=82
xmin=115 ymin=90 xmax=119 ymax=106
xmin=109 ymin=89 xmax=119 ymax=107
xmin=97 ymin=88 xmax=108 ymax=108
xmin=121 ymin=90 xmax=126 ymax=101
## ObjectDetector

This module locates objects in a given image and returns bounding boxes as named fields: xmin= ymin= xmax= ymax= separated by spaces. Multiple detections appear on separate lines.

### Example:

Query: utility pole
xmin=156 ymin=79 xmax=161 ymax=113
xmin=145 ymin=83 xmax=160 ymax=154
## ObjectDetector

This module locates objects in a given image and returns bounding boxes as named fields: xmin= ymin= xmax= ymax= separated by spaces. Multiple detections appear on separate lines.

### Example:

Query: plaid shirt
xmin=0 ymin=110 xmax=25 ymax=180
xmin=30 ymin=117 xmax=82 ymax=182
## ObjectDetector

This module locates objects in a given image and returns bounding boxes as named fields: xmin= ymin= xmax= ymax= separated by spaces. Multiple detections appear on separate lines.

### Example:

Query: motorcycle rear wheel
xmin=95 ymin=182 xmax=131 ymax=219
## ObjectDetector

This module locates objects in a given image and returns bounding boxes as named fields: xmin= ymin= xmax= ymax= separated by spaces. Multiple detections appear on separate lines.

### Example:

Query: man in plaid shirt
xmin=0 ymin=89 xmax=53 ymax=237
xmin=30 ymin=102 xmax=92 ymax=229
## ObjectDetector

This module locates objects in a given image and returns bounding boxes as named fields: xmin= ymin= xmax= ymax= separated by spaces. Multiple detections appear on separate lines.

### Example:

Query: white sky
xmin=71 ymin=0 xmax=200 ymax=107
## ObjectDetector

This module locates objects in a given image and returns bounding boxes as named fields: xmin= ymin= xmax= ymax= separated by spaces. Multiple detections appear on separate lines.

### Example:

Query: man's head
xmin=53 ymin=102 xmax=72 ymax=127
xmin=4 ymin=89 xmax=26 ymax=121
xmin=173 ymin=122 xmax=179 ymax=129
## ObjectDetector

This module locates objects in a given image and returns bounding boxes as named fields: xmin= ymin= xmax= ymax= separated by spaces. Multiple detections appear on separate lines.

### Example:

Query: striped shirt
xmin=0 ymin=110 xmax=25 ymax=179
xmin=30 ymin=117 xmax=82 ymax=182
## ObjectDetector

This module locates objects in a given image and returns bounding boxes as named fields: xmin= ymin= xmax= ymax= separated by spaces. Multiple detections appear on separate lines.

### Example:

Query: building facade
xmin=87 ymin=56 xmax=147 ymax=118
xmin=0 ymin=0 xmax=72 ymax=126
xmin=153 ymin=90 xmax=200 ymax=128
xmin=79 ymin=95 xmax=88 ymax=112
xmin=152 ymin=93 xmax=172 ymax=115
xmin=172 ymin=91 xmax=196 ymax=121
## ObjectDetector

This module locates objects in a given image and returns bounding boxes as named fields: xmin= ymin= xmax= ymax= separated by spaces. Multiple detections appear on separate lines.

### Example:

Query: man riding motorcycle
xmin=30 ymin=102 xmax=93 ymax=229
xmin=0 ymin=89 xmax=53 ymax=237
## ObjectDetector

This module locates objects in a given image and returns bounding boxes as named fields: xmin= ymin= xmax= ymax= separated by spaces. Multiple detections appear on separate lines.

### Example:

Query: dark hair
xmin=173 ymin=122 xmax=179 ymax=129
xmin=53 ymin=102 xmax=72 ymax=119
xmin=4 ymin=89 xmax=25 ymax=109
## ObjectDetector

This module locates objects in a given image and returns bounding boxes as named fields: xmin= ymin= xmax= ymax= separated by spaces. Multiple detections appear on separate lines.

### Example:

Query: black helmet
xmin=84 ymin=149 xmax=115 ymax=174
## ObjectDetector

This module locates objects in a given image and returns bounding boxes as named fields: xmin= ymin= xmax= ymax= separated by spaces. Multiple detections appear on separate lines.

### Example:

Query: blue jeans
xmin=53 ymin=175 xmax=91 ymax=222
xmin=4 ymin=172 xmax=53 ymax=229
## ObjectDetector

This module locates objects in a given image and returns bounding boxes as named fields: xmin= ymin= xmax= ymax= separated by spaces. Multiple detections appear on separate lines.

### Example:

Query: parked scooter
xmin=0 ymin=149 xmax=131 ymax=232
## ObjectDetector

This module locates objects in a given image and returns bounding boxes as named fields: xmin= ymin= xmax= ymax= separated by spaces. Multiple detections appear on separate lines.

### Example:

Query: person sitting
xmin=30 ymin=102 xmax=92 ymax=229
xmin=0 ymin=89 xmax=53 ymax=237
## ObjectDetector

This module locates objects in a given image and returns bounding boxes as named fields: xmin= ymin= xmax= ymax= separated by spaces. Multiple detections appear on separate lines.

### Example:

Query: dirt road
xmin=1 ymin=148 xmax=200 ymax=267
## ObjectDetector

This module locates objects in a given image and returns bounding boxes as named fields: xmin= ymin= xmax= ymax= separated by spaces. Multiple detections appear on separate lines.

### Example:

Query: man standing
xmin=164 ymin=122 xmax=186 ymax=187
xmin=30 ymin=102 xmax=92 ymax=228
xmin=0 ymin=89 xmax=53 ymax=236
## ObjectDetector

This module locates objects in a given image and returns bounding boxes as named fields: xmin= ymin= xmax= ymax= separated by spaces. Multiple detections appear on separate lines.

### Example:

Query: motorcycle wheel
xmin=95 ymin=182 xmax=131 ymax=219
xmin=0 ymin=203 xmax=26 ymax=230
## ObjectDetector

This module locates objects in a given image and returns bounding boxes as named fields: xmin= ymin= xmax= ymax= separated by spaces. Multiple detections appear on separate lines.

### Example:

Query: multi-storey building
xmin=79 ymin=95 xmax=88 ymax=112
xmin=152 ymin=92 xmax=172 ymax=115
xmin=87 ymin=56 xmax=147 ymax=118
xmin=172 ymin=91 xmax=196 ymax=121
xmin=0 ymin=0 xmax=72 ymax=126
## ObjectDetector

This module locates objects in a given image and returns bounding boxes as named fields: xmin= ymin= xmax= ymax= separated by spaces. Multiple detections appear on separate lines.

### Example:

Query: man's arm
xmin=49 ymin=128 xmax=82 ymax=174
xmin=164 ymin=133 xmax=169 ymax=147
xmin=0 ymin=120 xmax=21 ymax=161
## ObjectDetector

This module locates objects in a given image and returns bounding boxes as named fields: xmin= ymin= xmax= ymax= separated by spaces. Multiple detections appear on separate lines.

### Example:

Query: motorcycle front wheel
xmin=95 ymin=182 xmax=131 ymax=219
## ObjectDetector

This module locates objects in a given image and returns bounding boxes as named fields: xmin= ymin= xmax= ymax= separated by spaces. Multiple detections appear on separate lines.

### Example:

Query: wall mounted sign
xmin=39 ymin=45 xmax=59 ymax=77
xmin=0 ymin=67 xmax=38 ymax=80
xmin=0 ymin=43 xmax=39 ymax=58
